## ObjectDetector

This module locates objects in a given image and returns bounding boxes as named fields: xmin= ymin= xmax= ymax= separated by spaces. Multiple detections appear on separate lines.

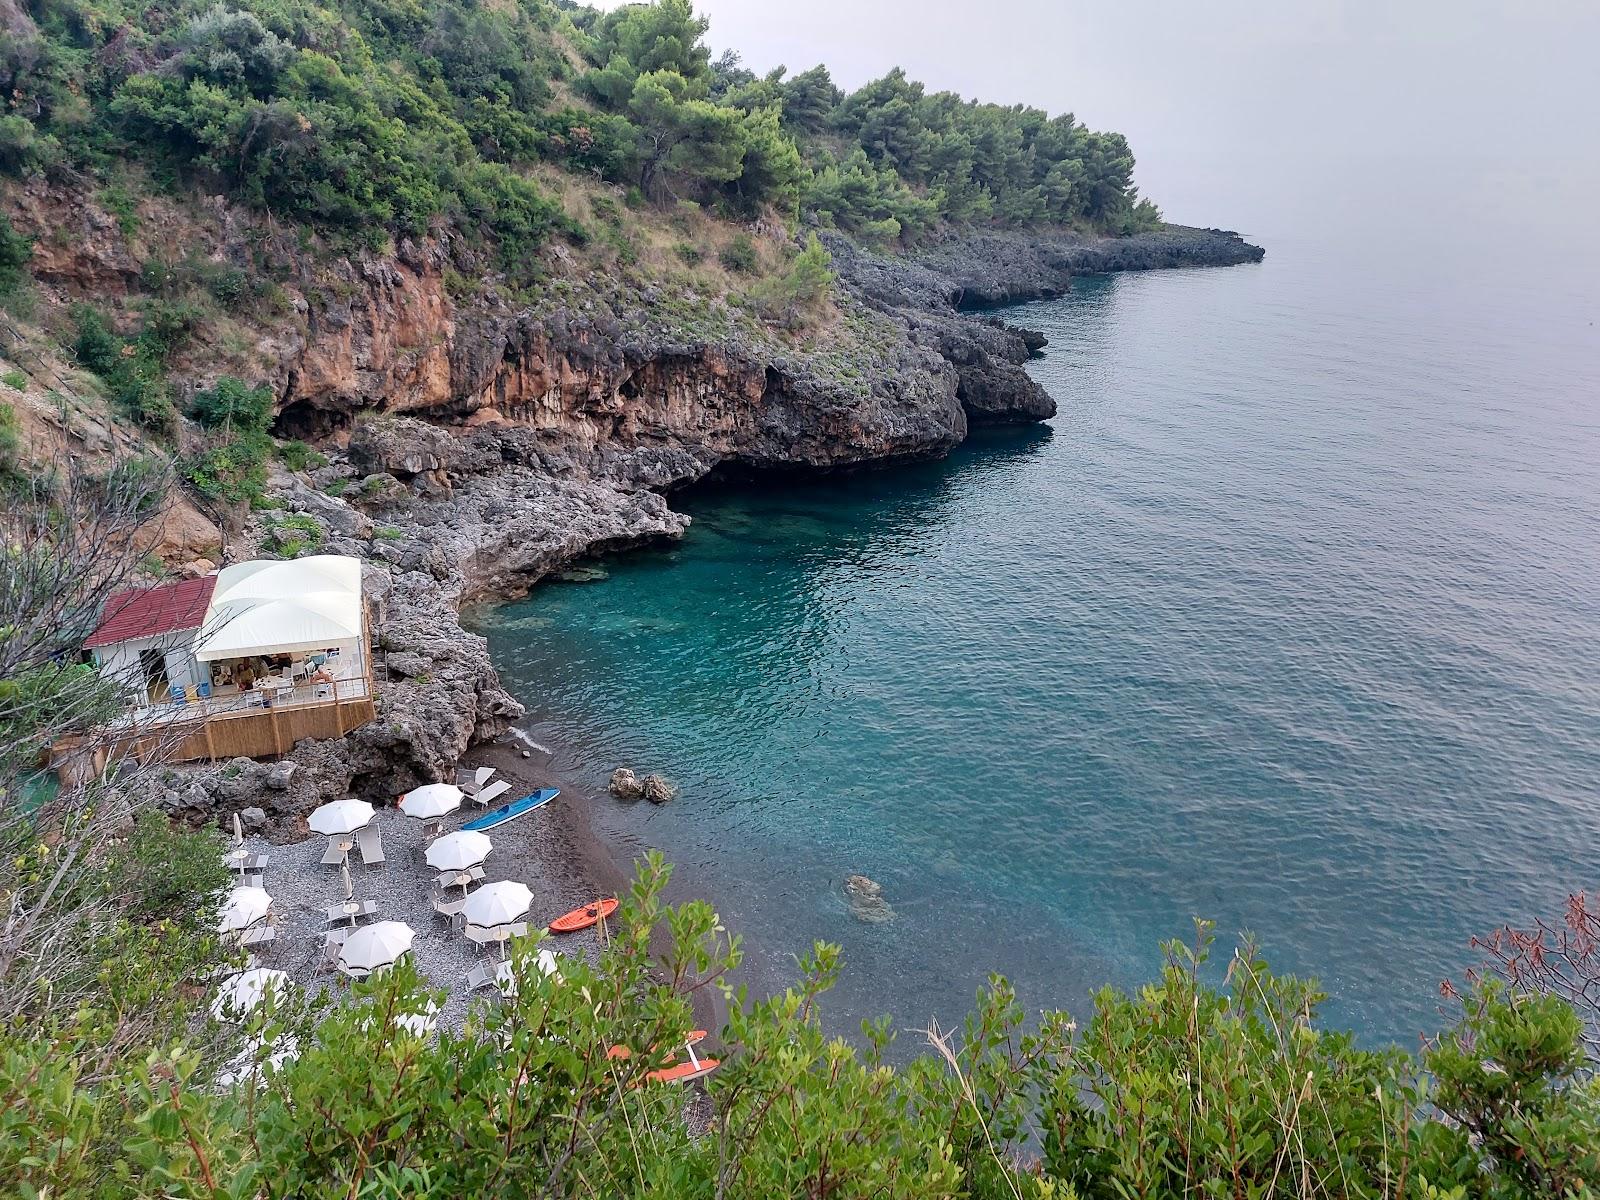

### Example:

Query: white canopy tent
xmin=195 ymin=556 xmax=364 ymax=662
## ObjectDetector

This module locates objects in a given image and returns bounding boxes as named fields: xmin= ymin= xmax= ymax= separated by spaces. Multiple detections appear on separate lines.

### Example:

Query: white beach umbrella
xmin=462 ymin=880 xmax=533 ymax=929
xmin=399 ymin=783 xmax=463 ymax=820
xmin=217 ymin=1034 xmax=300 ymax=1089
xmin=393 ymin=1000 xmax=440 ymax=1037
xmin=494 ymin=950 xmax=558 ymax=997
xmin=218 ymin=885 xmax=272 ymax=933
xmin=341 ymin=860 xmax=354 ymax=902
xmin=425 ymin=829 xmax=492 ymax=873
xmin=211 ymin=968 xmax=292 ymax=1021
xmin=308 ymin=798 xmax=375 ymax=836
xmin=231 ymin=811 xmax=244 ymax=845
xmin=339 ymin=921 xmax=415 ymax=975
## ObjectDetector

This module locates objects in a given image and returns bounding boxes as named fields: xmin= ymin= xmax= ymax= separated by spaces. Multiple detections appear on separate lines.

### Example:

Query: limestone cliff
xmin=1 ymin=178 xmax=1262 ymax=825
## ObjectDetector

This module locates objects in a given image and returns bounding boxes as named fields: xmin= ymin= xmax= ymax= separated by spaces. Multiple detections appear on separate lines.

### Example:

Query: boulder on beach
xmin=641 ymin=774 xmax=677 ymax=804
xmin=844 ymin=874 xmax=895 ymax=924
xmin=609 ymin=768 xmax=645 ymax=800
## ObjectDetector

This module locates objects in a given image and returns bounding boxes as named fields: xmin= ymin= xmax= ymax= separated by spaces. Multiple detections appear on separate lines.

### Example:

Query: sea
xmin=478 ymin=158 xmax=1600 ymax=1048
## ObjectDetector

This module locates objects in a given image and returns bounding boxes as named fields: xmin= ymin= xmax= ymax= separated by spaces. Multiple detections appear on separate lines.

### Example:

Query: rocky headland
xmin=3 ymin=180 xmax=1261 ymax=829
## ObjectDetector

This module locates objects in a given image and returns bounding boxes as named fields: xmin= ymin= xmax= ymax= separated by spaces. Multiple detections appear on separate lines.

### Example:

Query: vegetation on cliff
xmin=1 ymin=0 xmax=1160 ymax=263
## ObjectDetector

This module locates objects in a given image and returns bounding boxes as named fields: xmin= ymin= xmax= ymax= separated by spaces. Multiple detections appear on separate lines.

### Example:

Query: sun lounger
xmin=472 ymin=780 xmax=512 ymax=808
xmin=228 ymin=852 xmax=268 ymax=874
xmin=243 ymin=873 xmax=264 ymax=889
xmin=435 ymin=865 xmax=485 ymax=890
xmin=355 ymin=825 xmax=385 ymax=867
xmin=239 ymin=925 xmax=276 ymax=949
xmin=461 ymin=766 xmax=497 ymax=797
xmin=321 ymin=837 xmax=353 ymax=866
xmin=326 ymin=900 xmax=377 ymax=926
xmin=318 ymin=928 xmax=349 ymax=971
xmin=433 ymin=894 xmax=467 ymax=922
xmin=465 ymin=963 xmax=496 ymax=991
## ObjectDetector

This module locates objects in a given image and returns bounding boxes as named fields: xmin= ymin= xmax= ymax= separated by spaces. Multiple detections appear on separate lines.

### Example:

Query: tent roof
xmin=86 ymin=576 xmax=216 ymax=649
xmin=194 ymin=555 xmax=363 ymax=661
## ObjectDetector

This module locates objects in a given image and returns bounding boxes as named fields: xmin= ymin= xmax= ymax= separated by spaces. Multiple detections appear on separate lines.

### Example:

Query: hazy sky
xmin=639 ymin=0 xmax=1600 ymax=231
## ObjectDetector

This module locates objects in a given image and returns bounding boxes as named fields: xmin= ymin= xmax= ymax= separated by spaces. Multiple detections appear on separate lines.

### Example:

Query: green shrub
xmin=0 ymin=215 xmax=31 ymax=294
xmin=747 ymin=233 xmax=834 ymax=326
xmin=183 ymin=431 xmax=271 ymax=505
xmin=322 ymin=478 xmax=349 ymax=497
xmin=71 ymin=306 xmax=123 ymax=377
xmin=2 ymin=369 xmax=25 ymax=392
xmin=262 ymin=512 xmax=325 ymax=558
xmin=274 ymin=439 xmax=324 ymax=473
xmin=98 ymin=183 xmax=141 ymax=239
xmin=188 ymin=377 xmax=273 ymax=431
xmin=719 ymin=231 xmax=758 ymax=273
xmin=0 ymin=399 xmax=19 ymax=471
xmin=672 ymin=240 xmax=703 ymax=265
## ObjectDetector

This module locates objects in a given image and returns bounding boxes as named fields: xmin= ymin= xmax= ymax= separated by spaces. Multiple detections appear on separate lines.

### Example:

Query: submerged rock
xmin=844 ymin=874 xmax=895 ymax=924
xmin=556 ymin=565 xmax=610 ymax=583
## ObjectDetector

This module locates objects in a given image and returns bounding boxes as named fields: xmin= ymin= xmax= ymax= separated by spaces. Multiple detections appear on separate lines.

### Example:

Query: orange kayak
xmin=608 ymin=1032 xmax=718 ymax=1083
xmin=548 ymin=897 xmax=618 ymax=933
xmin=647 ymin=1056 xmax=719 ymax=1084
xmin=607 ymin=1030 xmax=707 ymax=1061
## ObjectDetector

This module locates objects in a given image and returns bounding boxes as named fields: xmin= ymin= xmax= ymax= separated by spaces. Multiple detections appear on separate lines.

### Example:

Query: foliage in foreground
xmin=2 ymin=841 xmax=1598 ymax=1199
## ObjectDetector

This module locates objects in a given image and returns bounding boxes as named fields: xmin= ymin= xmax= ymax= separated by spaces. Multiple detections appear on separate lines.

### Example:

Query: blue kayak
xmin=462 ymin=787 xmax=559 ymax=832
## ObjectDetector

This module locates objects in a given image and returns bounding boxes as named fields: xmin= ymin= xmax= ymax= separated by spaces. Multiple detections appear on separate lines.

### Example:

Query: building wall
xmin=93 ymin=631 xmax=204 ymax=701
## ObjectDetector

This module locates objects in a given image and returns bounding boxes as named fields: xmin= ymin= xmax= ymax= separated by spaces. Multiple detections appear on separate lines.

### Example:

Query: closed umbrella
xmin=425 ymin=830 xmax=492 ymax=873
xmin=341 ymin=860 xmax=354 ymax=902
xmin=218 ymin=885 xmax=272 ymax=933
xmin=308 ymin=798 xmax=374 ymax=836
xmin=232 ymin=811 xmax=244 ymax=845
xmin=339 ymin=921 xmax=415 ymax=975
xmin=211 ymin=967 xmax=292 ymax=1020
xmin=399 ymin=783 xmax=463 ymax=820
xmin=463 ymin=880 xmax=532 ymax=929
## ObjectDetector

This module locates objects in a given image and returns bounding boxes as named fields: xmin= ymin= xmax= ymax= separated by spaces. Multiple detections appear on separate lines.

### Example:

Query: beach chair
xmin=461 ymin=766 xmax=497 ymax=798
xmin=472 ymin=780 xmax=511 ymax=808
xmin=355 ymin=825 xmax=385 ymax=867
xmin=240 ymin=925 xmax=276 ymax=950
xmin=318 ymin=928 xmax=349 ymax=972
xmin=465 ymin=963 xmax=495 ymax=991
xmin=320 ymin=836 xmax=353 ymax=866
xmin=243 ymin=873 xmax=264 ymax=889
xmin=433 ymin=894 xmax=468 ymax=922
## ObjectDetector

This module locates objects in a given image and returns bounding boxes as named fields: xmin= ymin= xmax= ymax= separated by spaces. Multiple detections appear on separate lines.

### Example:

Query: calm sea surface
xmin=481 ymin=191 xmax=1600 ymax=1047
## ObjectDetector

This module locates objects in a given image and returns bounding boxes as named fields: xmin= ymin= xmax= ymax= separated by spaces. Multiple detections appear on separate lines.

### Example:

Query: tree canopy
xmin=2 ymin=0 xmax=1162 ymax=255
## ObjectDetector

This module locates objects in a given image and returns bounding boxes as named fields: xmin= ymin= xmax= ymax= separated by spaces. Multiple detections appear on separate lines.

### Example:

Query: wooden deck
xmin=51 ymin=689 xmax=377 ymax=780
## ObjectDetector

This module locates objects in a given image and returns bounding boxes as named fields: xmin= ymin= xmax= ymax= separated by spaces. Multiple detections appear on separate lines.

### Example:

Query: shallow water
xmin=482 ymin=212 xmax=1600 ymax=1048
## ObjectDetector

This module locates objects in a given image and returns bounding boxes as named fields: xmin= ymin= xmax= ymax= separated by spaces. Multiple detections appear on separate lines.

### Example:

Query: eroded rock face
xmin=9 ymin=178 xmax=1262 ymax=832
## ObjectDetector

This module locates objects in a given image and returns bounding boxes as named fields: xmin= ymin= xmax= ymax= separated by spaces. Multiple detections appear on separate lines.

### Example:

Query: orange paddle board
xmin=548 ymin=897 xmax=618 ymax=933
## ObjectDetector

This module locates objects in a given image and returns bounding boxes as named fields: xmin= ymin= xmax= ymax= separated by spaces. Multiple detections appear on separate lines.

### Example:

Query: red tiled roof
xmin=85 ymin=576 xmax=217 ymax=649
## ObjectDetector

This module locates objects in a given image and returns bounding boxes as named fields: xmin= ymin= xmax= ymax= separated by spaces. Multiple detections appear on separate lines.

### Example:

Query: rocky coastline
xmin=6 ymin=180 xmax=1259 ymax=831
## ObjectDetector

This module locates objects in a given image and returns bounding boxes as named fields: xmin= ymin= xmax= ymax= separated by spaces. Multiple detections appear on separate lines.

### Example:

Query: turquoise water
xmin=483 ymin=215 xmax=1600 ymax=1048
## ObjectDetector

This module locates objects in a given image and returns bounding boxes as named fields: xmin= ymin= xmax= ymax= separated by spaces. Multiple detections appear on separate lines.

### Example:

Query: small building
xmin=69 ymin=555 xmax=377 ymax=769
xmin=85 ymin=575 xmax=217 ymax=708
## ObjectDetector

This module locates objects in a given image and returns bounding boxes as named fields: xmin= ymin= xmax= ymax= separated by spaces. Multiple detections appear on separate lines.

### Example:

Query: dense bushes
xmin=2 ymin=849 xmax=1598 ymax=1199
xmin=9 ymin=0 xmax=571 ymax=258
xmin=3 ymin=0 xmax=1161 ymax=257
